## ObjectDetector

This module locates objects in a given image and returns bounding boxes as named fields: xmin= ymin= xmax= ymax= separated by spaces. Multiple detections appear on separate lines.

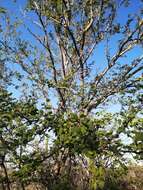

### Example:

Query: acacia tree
xmin=0 ymin=0 xmax=143 ymax=189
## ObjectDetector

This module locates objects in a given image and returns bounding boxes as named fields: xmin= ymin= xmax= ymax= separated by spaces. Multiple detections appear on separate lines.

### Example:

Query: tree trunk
xmin=1 ymin=163 xmax=11 ymax=190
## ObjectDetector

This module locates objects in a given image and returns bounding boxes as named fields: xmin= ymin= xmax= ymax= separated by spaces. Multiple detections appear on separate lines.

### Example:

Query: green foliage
xmin=54 ymin=112 xmax=115 ymax=158
xmin=0 ymin=7 xmax=6 ymax=14
xmin=89 ymin=160 xmax=105 ymax=190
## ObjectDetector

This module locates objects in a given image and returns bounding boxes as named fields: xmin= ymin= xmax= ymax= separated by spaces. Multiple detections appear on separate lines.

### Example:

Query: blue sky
xmin=0 ymin=0 xmax=143 ymax=109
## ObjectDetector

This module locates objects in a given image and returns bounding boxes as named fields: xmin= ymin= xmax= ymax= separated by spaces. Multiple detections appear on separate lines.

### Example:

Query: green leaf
xmin=0 ymin=7 xmax=6 ymax=14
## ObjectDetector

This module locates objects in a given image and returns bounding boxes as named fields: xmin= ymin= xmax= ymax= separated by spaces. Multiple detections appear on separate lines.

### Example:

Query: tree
xmin=0 ymin=0 xmax=143 ymax=189
xmin=0 ymin=87 xmax=44 ymax=189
